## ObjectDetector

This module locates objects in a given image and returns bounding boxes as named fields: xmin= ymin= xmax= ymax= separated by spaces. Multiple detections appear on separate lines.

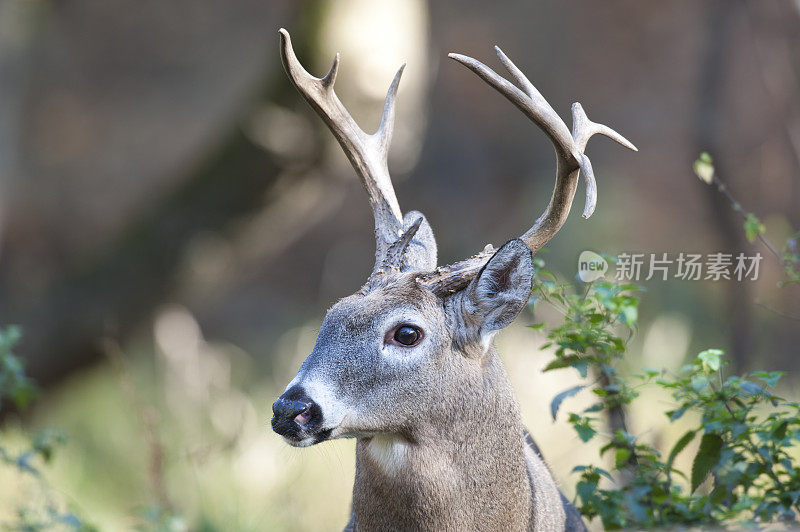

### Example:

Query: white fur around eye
xmin=381 ymin=327 xmax=429 ymax=368
xmin=381 ymin=338 xmax=427 ymax=363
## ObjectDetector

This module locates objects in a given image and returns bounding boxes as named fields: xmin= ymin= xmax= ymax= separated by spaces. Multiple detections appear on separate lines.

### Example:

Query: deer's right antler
xmin=279 ymin=28 xmax=410 ymax=271
xmin=419 ymin=46 xmax=636 ymax=295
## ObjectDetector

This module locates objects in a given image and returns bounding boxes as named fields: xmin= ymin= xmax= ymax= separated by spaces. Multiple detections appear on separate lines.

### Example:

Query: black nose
xmin=272 ymin=397 xmax=312 ymax=420
xmin=271 ymin=385 xmax=322 ymax=441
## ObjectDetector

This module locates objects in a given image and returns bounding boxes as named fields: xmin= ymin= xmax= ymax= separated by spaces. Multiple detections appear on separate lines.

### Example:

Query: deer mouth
xmin=274 ymin=422 xmax=333 ymax=448
xmin=281 ymin=428 xmax=333 ymax=448
xmin=272 ymin=411 xmax=331 ymax=447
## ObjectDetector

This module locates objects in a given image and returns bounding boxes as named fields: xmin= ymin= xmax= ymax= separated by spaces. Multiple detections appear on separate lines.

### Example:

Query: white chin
xmin=282 ymin=435 xmax=316 ymax=448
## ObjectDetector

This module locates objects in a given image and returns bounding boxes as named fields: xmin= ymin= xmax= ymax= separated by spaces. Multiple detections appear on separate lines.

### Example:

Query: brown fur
xmin=277 ymin=31 xmax=629 ymax=530
xmin=351 ymin=351 xmax=532 ymax=531
xmin=276 ymin=243 xmax=585 ymax=531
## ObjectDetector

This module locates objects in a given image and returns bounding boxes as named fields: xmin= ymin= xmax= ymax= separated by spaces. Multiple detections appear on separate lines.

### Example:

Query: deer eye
xmin=390 ymin=325 xmax=423 ymax=347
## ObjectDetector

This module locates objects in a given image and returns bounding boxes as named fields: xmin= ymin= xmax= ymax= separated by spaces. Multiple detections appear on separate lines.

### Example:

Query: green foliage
xmin=693 ymin=152 xmax=715 ymax=184
xmin=0 ymin=325 xmax=38 ymax=413
xmin=135 ymin=505 xmax=188 ymax=532
xmin=781 ymin=231 xmax=800 ymax=286
xmin=744 ymin=213 xmax=766 ymax=244
xmin=0 ymin=326 xmax=94 ymax=531
xmin=695 ymin=152 xmax=799 ymax=286
xmin=533 ymin=257 xmax=642 ymax=442
xmin=533 ymin=263 xmax=800 ymax=529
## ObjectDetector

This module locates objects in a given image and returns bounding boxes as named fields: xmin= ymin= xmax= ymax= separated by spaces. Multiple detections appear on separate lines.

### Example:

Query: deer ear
xmin=399 ymin=211 xmax=437 ymax=271
xmin=466 ymin=239 xmax=533 ymax=338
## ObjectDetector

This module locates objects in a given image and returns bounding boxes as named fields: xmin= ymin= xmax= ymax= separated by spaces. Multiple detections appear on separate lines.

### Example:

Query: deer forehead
xmin=323 ymin=280 xmax=443 ymax=333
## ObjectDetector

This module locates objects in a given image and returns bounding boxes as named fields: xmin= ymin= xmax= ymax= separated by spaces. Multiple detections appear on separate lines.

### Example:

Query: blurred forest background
xmin=1 ymin=0 xmax=799 ymax=530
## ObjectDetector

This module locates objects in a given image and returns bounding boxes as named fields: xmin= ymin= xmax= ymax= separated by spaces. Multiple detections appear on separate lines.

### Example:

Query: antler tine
xmin=448 ymin=49 xmax=584 ymax=254
xmin=571 ymin=102 xmax=637 ymax=154
xmin=418 ymin=46 xmax=635 ymax=295
xmin=449 ymin=46 xmax=638 ymax=246
xmin=381 ymin=216 xmax=423 ymax=272
xmin=448 ymin=51 xmax=574 ymax=160
xmin=571 ymin=102 xmax=637 ymax=219
xmin=278 ymin=28 xmax=405 ymax=267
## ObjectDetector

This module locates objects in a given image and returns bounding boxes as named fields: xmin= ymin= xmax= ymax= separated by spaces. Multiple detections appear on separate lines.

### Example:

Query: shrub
xmin=533 ymin=262 xmax=800 ymax=529
xmin=0 ymin=326 xmax=92 ymax=531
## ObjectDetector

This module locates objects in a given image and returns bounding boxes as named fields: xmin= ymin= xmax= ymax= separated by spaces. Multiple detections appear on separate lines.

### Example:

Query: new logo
xmin=578 ymin=251 xmax=608 ymax=282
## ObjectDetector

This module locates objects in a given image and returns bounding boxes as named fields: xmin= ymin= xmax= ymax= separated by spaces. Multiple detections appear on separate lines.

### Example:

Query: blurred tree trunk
xmin=3 ymin=1 xmax=327 ymax=388
xmin=694 ymin=0 xmax=752 ymax=371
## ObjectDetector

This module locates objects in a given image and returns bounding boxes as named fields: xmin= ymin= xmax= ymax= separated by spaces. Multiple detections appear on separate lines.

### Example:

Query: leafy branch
xmin=0 ymin=326 xmax=94 ymax=531
xmin=533 ymin=263 xmax=800 ymax=529
xmin=694 ymin=152 xmax=800 ymax=287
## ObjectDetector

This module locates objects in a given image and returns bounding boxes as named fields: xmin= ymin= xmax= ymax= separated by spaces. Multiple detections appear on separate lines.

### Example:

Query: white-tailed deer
xmin=271 ymin=28 xmax=636 ymax=531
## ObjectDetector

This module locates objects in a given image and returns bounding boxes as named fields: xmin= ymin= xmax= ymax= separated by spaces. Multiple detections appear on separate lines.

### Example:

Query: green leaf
xmin=666 ymin=430 xmax=696 ymax=473
xmin=568 ymin=413 xmax=598 ymax=444
xmin=0 ymin=325 xmax=22 ymax=351
xmin=574 ymin=421 xmax=597 ymax=443
xmin=738 ymin=381 xmax=765 ymax=397
xmin=754 ymin=371 xmax=784 ymax=388
xmin=59 ymin=513 xmax=82 ymax=528
xmin=693 ymin=152 xmax=715 ymax=184
xmin=709 ymin=485 xmax=728 ymax=506
xmin=576 ymin=479 xmax=597 ymax=503
xmin=584 ymin=402 xmax=604 ymax=414
xmin=15 ymin=451 xmax=39 ymax=476
xmin=551 ymin=385 xmax=586 ymax=420
xmin=594 ymin=467 xmax=614 ymax=482
xmin=691 ymin=433 xmax=723 ymax=492
xmin=11 ymin=382 xmax=38 ymax=409
xmin=744 ymin=213 xmax=766 ymax=243
xmin=620 ymin=305 xmax=638 ymax=327
xmin=543 ymin=358 xmax=572 ymax=372
xmin=536 ymin=268 xmax=557 ymax=281
xmin=667 ymin=405 xmax=688 ymax=421
xmin=697 ymin=349 xmax=723 ymax=372
xmin=32 ymin=427 xmax=68 ymax=463
xmin=614 ymin=448 xmax=631 ymax=468
xmin=691 ymin=375 xmax=709 ymax=392
xmin=572 ymin=359 xmax=590 ymax=378
xmin=642 ymin=367 xmax=661 ymax=378
xmin=771 ymin=420 xmax=789 ymax=440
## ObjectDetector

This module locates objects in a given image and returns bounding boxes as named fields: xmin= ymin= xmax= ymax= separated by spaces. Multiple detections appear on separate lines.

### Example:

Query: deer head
xmin=271 ymin=27 xmax=634 ymax=470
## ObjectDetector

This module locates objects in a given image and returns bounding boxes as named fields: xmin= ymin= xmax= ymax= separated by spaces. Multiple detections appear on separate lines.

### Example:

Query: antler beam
xmin=278 ymin=28 xmax=406 ymax=269
xmin=420 ymin=46 xmax=636 ymax=294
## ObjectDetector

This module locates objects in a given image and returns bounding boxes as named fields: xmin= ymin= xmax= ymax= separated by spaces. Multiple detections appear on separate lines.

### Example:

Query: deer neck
xmin=351 ymin=350 xmax=532 ymax=531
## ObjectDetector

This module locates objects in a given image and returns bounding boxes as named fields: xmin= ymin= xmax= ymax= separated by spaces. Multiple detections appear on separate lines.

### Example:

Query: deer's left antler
xmin=420 ymin=46 xmax=636 ymax=294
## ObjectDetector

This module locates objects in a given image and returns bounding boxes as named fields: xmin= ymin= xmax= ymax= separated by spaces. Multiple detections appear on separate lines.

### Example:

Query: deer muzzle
xmin=271 ymin=385 xmax=329 ymax=446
